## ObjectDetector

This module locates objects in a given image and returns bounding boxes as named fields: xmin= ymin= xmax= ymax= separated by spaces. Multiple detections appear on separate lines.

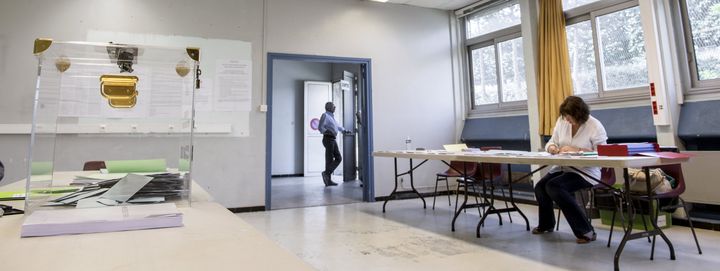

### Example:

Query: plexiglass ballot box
xmin=25 ymin=39 xmax=199 ymax=213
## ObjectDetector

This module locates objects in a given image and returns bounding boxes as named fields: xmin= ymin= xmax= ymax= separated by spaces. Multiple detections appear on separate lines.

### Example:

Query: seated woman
xmin=532 ymin=96 xmax=607 ymax=244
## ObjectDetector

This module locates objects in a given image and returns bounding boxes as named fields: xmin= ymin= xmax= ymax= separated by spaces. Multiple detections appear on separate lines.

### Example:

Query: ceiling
xmin=384 ymin=0 xmax=480 ymax=10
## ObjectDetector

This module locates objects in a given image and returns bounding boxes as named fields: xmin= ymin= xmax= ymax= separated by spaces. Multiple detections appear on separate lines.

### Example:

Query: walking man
xmin=319 ymin=102 xmax=350 ymax=186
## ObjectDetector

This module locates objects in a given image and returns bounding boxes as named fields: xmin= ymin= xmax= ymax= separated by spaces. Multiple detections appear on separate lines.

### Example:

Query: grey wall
xmin=332 ymin=63 xmax=361 ymax=82
xmin=271 ymin=60 xmax=332 ymax=175
xmin=0 ymin=0 xmax=458 ymax=206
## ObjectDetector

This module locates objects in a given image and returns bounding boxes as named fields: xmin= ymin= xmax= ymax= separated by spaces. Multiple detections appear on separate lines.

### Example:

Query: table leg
xmin=409 ymin=159 xmax=426 ymax=209
xmin=615 ymin=168 xmax=635 ymax=271
xmin=642 ymin=167 xmax=675 ymax=261
xmin=382 ymin=158 xmax=400 ymax=213
xmin=506 ymin=164 xmax=530 ymax=230
xmin=383 ymin=158 xmax=429 ymax=213
xmin=451 ymin=162 xmax=470 ymax=232
xmin=475 ymin=164 xmax=530 ymax=237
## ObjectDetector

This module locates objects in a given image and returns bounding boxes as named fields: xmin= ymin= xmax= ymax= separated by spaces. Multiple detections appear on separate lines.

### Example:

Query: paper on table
xmin=75 ymin=173 xmax=129 ymax=180
xmin=97 ymin=174 xmax=154 ymax=205
xmin=21 ymin=203 xmax=183 ymax=237
xmin=76 ymin=196 xmax=105 ymax=208
xmin=128 ymin=197 xmax=165 ymax=204
xmin=56 ymin=189 xmax=109 ymax=205
xmin=77 ymin=196 xmax=165 ymax=209
xmin=637 ymin=152 xmax=693 ymax=159
xmin=0 ymin=191 xmax=25 ymax=201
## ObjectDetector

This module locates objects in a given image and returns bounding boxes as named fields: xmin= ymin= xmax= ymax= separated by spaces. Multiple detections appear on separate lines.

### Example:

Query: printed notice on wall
xmin=214 ymin=59 xmax=252 ymax=112
xmin=193 ymin=78 xmax=213 ymax=112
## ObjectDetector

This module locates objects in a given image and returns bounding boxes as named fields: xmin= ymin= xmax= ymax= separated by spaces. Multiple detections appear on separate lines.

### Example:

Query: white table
xmin=374 ymin=150 xmax=690 ymax=271
xmin=0 ymin=172 xmax=314 ymax=271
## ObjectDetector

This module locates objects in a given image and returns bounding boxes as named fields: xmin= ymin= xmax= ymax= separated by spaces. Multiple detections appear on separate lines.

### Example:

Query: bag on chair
xmin=628 ymin=168 xmax=674 ymax=194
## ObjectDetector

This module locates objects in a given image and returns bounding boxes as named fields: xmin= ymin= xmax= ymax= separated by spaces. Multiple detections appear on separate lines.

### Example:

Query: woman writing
xmin=532 ymin=96 xmax=607 ymax=244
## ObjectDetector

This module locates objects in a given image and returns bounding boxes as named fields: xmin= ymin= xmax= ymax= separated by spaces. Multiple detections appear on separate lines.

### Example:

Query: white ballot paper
xmin=21 ymin=203 xmax=183 ymax=237
xmin=96 ymin=174 xmax=154 ymax=206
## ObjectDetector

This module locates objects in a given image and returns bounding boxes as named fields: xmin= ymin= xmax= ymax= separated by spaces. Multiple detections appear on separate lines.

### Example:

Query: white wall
xmin=271 ymin=60 xmax=332 ymax=175
xmin=0 ymin=0 xmax=458 ymax=207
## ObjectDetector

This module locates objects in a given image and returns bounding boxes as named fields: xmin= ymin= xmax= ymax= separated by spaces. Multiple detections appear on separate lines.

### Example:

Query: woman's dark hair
xmin=559 ymin=96 xmax=590 ymax=125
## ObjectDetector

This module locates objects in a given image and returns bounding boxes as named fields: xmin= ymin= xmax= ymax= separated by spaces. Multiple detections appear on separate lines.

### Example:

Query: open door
xmin=266 ymin=53 xmax=374 ymax=209
xmin=339 ymin=71 xmax=357 ymax=182
xmin=303 ymin=81 xmax=332 ymax=177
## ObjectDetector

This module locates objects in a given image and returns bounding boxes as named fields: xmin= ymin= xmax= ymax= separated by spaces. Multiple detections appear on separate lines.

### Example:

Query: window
xmin=566 ymin=21 xmax=598 ymax=94
xmin=596 ymin=6 xmax=648 ymax=91
xmin=463 ymin=1 xmax=527 ymax=110
xmin=466 ymin=4 xmax=521 ymax=39
xmin=564 ymin=1 xmax=649 ymax=98
xmin=680 ymin=0 xmax=720 ymax=89
xmin=499 ymin=37 xmax=527 ymax=102
xmin=563 ymin=0 xmax=602 ymax=10
xmin=470 ymin=45 xmax=498 ymax=105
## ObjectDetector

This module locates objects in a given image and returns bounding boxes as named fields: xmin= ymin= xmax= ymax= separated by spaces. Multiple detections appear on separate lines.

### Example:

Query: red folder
xmin=597 ymin=144 xmax=629 ymax=156
xmin=597 ymin=143 xmax=660 ymax=156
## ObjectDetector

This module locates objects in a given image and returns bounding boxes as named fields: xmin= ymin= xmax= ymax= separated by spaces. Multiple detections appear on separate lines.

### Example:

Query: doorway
xmin=265 ymin=53 xmax=374 ymax=210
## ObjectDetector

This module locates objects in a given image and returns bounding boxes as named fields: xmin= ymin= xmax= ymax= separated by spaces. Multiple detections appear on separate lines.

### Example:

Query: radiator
xmin=681 ymin=151 xmax=720 ymax=205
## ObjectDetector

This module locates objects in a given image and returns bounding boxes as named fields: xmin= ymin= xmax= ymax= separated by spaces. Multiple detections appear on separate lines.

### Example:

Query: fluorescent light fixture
xmin=370 ymin=0 xmax=389 ymax=2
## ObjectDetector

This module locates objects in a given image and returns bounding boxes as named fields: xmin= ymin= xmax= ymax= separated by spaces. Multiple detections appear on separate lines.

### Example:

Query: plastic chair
xmin=610 ymin=164 xmax=702 ymax=256
xmin=83 ymin=161 xmax=106 ymax=171
xmin=473 ymin=156 xmax=513 ymax=223
xmin=433 ymin=161 xmax=476 ymax=209
xmin=454 ymin=147 xmax=503 ymax=219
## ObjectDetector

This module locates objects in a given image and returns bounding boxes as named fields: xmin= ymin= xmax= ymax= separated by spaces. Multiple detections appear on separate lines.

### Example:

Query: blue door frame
xmin=265 ymin=52 xmax=374 ymax=209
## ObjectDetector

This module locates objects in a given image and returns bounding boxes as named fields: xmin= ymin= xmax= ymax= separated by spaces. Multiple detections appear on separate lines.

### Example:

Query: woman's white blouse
xmin=545 ymin=115 xmax=608 ymax=185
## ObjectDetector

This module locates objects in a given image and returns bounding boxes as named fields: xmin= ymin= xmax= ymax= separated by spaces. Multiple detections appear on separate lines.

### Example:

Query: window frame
xmin=678 ymin=0 xmax=720 ymax=94
xmin=463 ymin=1 xmax=526 ymax=114
xmin=564 ymin=0 xmax=650 ymax=104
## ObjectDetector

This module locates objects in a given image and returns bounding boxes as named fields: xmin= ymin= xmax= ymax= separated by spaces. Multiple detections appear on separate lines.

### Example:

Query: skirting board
xmin=228 ymin=206 xmax=266 ymax=213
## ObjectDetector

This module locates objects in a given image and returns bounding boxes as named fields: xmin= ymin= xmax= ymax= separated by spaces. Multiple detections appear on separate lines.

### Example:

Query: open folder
xmin=443 ymin=144 xmax=468 ymax=152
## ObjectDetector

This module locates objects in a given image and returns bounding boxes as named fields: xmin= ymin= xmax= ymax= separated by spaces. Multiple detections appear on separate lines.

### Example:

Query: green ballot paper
xmin=105 ymin=159 xmax=167 ymax=173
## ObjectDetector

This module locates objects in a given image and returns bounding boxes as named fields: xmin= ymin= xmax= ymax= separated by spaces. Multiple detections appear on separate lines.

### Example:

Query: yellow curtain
xmin=537 ymin=0 xmax=573 ymax=136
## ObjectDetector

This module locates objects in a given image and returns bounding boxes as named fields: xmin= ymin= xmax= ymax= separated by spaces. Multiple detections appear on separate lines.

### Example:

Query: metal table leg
xmin=382 ymin=158 xmax=428 ymax=213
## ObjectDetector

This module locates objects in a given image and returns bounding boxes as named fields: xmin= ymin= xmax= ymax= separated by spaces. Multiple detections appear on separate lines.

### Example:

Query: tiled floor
xmin=270 ymin=175 xmax=364 ymax=210
xmin=239 ymin=197 xmax=720 ymax=271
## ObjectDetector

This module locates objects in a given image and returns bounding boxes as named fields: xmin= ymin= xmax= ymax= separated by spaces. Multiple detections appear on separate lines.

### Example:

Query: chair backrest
xmin=476 ymin=146 xmax=502 ymax=180
xmin=447 ymin=160 xmax=477 ymax=176
xmin=596 ymin=167 xmax=616 ymax=188
xmin=83 ymin=161 xmax=106 ymax=171
xmin=655 ymin=164 xmax=685 ymax=198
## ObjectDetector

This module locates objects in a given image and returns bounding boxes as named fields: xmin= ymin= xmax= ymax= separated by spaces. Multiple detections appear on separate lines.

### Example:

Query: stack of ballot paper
xmin=21 ymin=203 xmax=183 ymax=237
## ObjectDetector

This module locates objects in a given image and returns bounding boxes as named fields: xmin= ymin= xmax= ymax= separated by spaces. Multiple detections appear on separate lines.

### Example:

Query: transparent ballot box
xmin=25 ymin=39 xmax=199 ymax=214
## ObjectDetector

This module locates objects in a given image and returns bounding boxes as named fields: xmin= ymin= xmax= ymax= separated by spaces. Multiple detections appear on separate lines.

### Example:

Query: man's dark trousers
xmin=322 ymin=133 xmax=342 ymax=176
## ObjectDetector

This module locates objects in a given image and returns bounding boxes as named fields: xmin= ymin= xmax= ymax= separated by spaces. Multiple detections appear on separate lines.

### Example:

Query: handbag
xmin=628 ymin=168 xmax=673 ymax=194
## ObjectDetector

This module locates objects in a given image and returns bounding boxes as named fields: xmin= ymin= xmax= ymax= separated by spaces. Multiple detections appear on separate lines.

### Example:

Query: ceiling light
xmin=370 ymin=0 xmax=389 ymax=2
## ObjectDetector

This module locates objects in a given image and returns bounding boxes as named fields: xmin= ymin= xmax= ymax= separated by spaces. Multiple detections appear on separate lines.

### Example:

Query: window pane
xmin=499 ymin=37 xmax=527 ymax=102
xmin=466 ymin=3 xmax=521 ymax=39
xmin=597 ymin=7 xmax=648 ymax=90
xmin=566 ymin=21 xmax=598 ymax=94
xmin=685 ymin=0 xmax=720 ymax=81
xmin=471 ymin=46 xmax=498 ymax=105
xmin=562 ymin=0 xmax=601 ymax=10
